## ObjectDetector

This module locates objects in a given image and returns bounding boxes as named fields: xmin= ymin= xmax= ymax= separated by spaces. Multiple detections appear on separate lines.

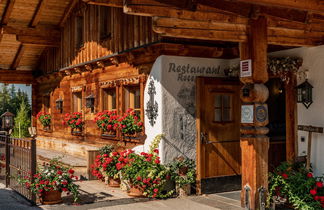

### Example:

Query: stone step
xmin=36 ymin=148 xmax=89 ymax=180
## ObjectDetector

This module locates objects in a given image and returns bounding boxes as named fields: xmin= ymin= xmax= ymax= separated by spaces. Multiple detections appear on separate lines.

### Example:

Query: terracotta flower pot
xmin=40 ymin=190 xmax=62 ymax=205
xmin=108 ymin=177 xmax=121 ymax=188
xmin=179 ymin=167 xmax=188 ymax=176
xmin=127 ymin=186 xmax=144 ymax=197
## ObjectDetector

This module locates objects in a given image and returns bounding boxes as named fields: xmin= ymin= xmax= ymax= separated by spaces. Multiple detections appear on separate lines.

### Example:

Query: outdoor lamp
xmin=297 ymin=79 xmax=313 ymax=109
xmin=86 ymin=94 xmax=95 ymax=112
xmin=55 ymin=98 xmax=63 ymax=113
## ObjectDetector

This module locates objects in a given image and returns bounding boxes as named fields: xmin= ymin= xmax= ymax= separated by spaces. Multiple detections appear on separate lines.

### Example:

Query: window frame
xmin=213 ymin=93 xmax=234 ymax=123
xmin=99 ymin=6 xmax=112 ymax=41
xmin=72 ymin=91 xmax=83 ymax=113
xmin=75 ymin=15 xmax=84 ymax=49
xmin=101 ymin=87 xmax=117 ymax=111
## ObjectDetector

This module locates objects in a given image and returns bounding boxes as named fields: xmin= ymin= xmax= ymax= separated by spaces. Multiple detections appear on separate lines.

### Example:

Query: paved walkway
xmin=0 ymin=180 xmax=243 ymax=210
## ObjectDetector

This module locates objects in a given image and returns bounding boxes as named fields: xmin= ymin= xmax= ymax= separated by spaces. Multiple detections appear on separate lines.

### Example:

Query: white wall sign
xmin=240 ymin=59 xmax=252 ymax=77
xmin=241 ymin=105 xmax=254 ymax=123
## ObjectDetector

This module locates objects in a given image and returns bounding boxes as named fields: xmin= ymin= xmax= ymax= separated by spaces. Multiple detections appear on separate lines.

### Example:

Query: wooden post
xmin=240 ymin=16 xmax=269 ymax=210
xmin=5 ymin=135 xmax=10 ymax=187
xmin=30 ymin=137 xmax=37 ymax=203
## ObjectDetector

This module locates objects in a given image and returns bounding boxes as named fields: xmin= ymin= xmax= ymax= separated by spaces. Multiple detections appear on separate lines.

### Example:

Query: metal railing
xmin=0 ymin=135 xmax=36 ymax=203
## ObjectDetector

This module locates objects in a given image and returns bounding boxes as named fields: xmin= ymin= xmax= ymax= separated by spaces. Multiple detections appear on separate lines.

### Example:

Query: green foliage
xmin=149 ymin=134 xmax=164 ymax=154
xmin=12 ymin=101 xmax=31 ymax=138
xmin=120 ymin=108 xmax=143 ymax=135
xmin=17 ymin=158 xmax=80 ymax=202
xmin=168 ymin=157 xmax=196 ymax=188
xmin=0 ymin=84 xmax=31 ymax=117
xmin=99 ymin=145 xmax=114 ymax=156
xmin=268 ymin=162 xmax=324 ymax=209
xmin=36 ymin=112 xmax=51 ymax=127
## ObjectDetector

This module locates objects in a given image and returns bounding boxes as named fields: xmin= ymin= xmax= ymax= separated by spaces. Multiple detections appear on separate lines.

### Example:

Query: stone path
xmin=0 ymin=183 xmax=40 ymax=210
xmin=0 ymin=180 xmax=243 ymax=210
xmin=39 ymin=180 xmax=243 ymax=210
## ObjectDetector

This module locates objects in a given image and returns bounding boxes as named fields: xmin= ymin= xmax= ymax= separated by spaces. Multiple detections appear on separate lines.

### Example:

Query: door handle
xmin=200 ymin=132 xmax=208 ymax=144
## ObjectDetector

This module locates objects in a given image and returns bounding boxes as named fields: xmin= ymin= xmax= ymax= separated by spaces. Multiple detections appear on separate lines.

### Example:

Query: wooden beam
xmin=153 ymin=17 xmax=324 ymax=46
xmin=82 ymin=0 xmax=123 ymax=7
xmin=0 ymin=70 xmax=34 ymax=84
xmin=0 ymin=27 xmax=4 ymax=43
xmin=3 ymin=26 xmax=60 ymax=38
xmin=224 ymin=0 xmax=324 ymax=14
xmin=17 ymin=35 xmax=60 ymax=47
xmin=1 ymin=0 xmax=15 ymax=25
xmin=10 ymin=44 xmax=26 ymax=70
xmin=125 ymin=0 xmax=314 ymax=23
xmin=59 ymin=0 xmax=79 ymax=27
xmin=30 ymin=0 xmax=47 ymax=27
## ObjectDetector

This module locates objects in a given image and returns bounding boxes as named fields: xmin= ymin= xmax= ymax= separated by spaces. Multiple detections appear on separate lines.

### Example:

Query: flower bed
xmin=91 ymin=135 xmax=197 ymax=199
xmin=268 ymin=162 xmax=324 ymax=209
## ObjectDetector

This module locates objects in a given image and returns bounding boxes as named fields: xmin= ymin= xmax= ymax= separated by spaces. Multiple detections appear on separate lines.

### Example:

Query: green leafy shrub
xmin=169 ymin=157 xmax=196 ymax=188
xmin=268 ymin=162 xmax=324 ymax=209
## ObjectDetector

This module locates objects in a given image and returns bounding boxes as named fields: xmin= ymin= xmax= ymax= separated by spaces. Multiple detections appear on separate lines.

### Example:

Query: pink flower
xmin=153 ymin=188 xmax=158 ymax=193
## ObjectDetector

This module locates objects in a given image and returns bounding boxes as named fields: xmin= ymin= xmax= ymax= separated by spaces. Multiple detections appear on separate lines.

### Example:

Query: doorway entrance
xmin=196 ymin=77 xmax=241 ymax=194
xmin=266 ymin=78 xmax=287 ymax=171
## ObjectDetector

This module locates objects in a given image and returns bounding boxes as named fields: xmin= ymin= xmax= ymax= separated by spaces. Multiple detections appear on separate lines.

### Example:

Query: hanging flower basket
xmin=40 ymin=190 xmax=62 ymax=205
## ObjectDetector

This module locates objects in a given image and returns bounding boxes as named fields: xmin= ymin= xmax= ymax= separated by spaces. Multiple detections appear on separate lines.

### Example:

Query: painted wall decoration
xmin=143 ymin=55 xmax=230 ymax=163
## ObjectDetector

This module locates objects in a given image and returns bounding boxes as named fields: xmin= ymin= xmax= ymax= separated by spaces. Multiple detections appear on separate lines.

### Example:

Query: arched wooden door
xmin=196 ymin=77 xmax=241 ymax=194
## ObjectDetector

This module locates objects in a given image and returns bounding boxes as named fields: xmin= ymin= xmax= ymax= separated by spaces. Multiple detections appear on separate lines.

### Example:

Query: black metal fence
xmin=0 ymin=135 xmax=36 ymax=203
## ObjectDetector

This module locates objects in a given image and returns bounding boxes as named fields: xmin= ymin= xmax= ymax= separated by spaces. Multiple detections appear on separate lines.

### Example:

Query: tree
xmin=12 ymin=101 xmax=31 ymax=138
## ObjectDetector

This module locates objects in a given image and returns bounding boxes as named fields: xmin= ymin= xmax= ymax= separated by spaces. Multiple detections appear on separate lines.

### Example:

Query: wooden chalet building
xmin=2 ymin=0 xmax=324 ymax=209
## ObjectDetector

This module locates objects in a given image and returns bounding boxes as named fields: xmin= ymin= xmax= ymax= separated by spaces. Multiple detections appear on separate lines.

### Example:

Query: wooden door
xmin=197 ymin=77 xmax=241 ymax=182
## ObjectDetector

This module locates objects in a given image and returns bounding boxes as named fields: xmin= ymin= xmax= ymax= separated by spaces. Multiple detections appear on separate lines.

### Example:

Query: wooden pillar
xmin=285 ymin=75 xmax=297 ymax=162
xmin=240 ymin=16 xmax=270 ymax=210
xmin=31 ymin=83 xmax=38 ymax=127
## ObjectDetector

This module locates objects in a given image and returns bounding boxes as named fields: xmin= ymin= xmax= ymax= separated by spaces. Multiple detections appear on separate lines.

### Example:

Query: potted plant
xmin=94 ymin=110 xmax=120 ymax=139
xmin=119 ymin=108 xmax=144 ymax=142
xmin=169 ymin=157 xmax=196 ymax=197
xmin=268 ymin=162 xmax=324 ymax=209
xmin=121 ymin=149 xmax=171 ymax=198
xmin=36 ymin=111 xmax=51 ymax=131
xmin=17 ymin=158 xmax=80 ymax=204
xmin=62 ymin=112 xmax=84 ymax=135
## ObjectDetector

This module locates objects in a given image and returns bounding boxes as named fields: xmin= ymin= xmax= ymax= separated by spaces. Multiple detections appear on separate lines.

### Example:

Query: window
xmin=72 ymin=92 xmax=82 ymax=112
xmin=103 ymin=88 xmax=116 ymax=110
xmin=43 ymin=96 xmax=50 ymax=113
xmin=100 ymin=6 xmax=111 ymax=40
xmin=214 ymin=94 xmax=232 ymax=122
xmin=124 ymin=86 xmax=141 ymax=115
xmin=76 ymin=15 xmax=84 ymax=49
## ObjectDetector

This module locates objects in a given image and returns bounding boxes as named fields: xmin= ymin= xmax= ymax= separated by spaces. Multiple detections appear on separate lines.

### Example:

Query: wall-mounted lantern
xmin=1 ymin=110 xmax=14 ymax=131
xmin=86 ymin=94 xmax=95 ymax=113
xmin=297 ymin=79 xmax=313 ymax=109
xmin=56 ymin=98 xmax=63 ymax=113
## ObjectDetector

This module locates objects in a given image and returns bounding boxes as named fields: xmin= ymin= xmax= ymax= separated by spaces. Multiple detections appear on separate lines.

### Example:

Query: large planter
xmin=108 ymin=177 xmax=121 ymax=188
xmin=176 ymin=184 xmax=191 ymax=197
xmin=101 ymin=130 xmax=117 ymax=140
xmin=122 ymin=133 xmax=147 ymax=143
xmin=43 ymin=125 xmax=51 ymax=132
xmin=71 ymin=127 xmax=83 ymax=136
xmin=40 ymin=190 xmax=62 ymax=205
xmin=127 ymin=186 xmax=144 ymax=197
